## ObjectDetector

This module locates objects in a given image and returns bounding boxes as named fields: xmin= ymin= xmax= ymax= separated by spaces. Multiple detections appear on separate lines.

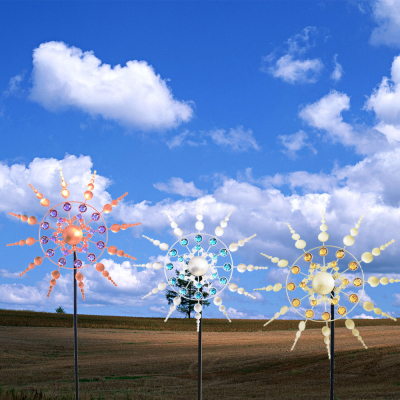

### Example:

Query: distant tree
xmin=55 ymin=306 xmax=66 ymax=314
xmin=166 ymin=270 xmax=210 ymax=318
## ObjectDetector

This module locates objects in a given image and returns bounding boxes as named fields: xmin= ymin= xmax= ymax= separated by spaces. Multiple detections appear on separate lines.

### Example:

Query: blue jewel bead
xmin=179 ymin=274 xmax=185 ymax=280
xmin=166 ymin=263 xmax=174 ymax=271
xmin=46 ymin=249 xmax=55 ymax=257
xmin=220 ymin=248 xmax=228 ymax=256
xmin=49 ymin=209 xmax=57 ymax=218
xmin=196 ymin=282 xmax=202 ymax=289
xmin=79 ymin=204 xmax=87 ymax=213
xmin=209 ymin=238 xmax=217 ymax=246
xmin=50 ymin=236 xmax=56 ymax=243
xmin=212 ymin=272 xmax=218 ymax=279
xmin=92 ymin=213 xmax=100 ymax=221
xmin=40 ymin=236 xmax=49 ymax=244
xmin=223 ymin=263 xmax=232 ymax=271
xmin=89 ymin=229 xmax=95 ymax=235
xmin=170 ymin=249 xmax=178 ymax=257
xmin=209 ymin=288 xmax=217 ymax=295
xmin=180 ymin=238 xmax=188 ymax=246
xmin=81 ymin=247 xmax=88 ymax=253
xmin=195 ymin=245 xmax=201 ymax=251
xmin=169 ymin=278 xmax=177 ymax=285
xmin=195 ymin=291 xmax=203 ymax=299
xmin=178 ymin=256 xmax=184 ymax=262
xmin=195 ymin=234 xmax=203 ymax=243
xmin=98 ymin=226 xmax=106 ymax=234
xmin=87 ymin=253 xmax=96 ymax=262
xmin=74 ymin=260 xmax=82 ymax=268
xmin=76 ymin=214 xmax=82 ymax=220
xmin=57 ymin=218 xmax=63 ymax=224
xmin=41 ymin=222 xmax=49 ymax=230
xmin=62 ymin=250 xmax=69 ymax=256
xmin=97 ymin=241 xmax=105 ymax=249
xmin=63 ymin=202 xmax=71 ymax=212
xmin=179 ymin=288 xmax=187 ymax=295
xmin=212 ymin=254 xmax=218 ymax=260
xmin=219 ymin=277 xmax=228 ymax=285
xmin=58 ymin=258 xmax=67 ymax=266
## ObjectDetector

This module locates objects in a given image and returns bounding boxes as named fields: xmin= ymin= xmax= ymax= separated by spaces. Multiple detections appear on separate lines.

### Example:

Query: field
xmin=1 ymin=310 xmax=400 ymax=399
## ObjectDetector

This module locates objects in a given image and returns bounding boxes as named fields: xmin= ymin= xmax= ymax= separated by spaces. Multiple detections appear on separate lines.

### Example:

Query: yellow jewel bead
xmin=304 ymin=253 xmax=313 ymax=262
xmin=322 ymin=311 xmax=330 ymax=321
xmin=291 ymin=266 xmax=300 ymax=274
xmin=319 ymin=247 xmax=328 ymax=256
xmin=348 ymin=261 xmax=358 ymax=271
xmin=287 ymin=282 xmax=296 ymax=291
xmin=305 ymin=309 xmax=314 ymax=318
xmin=349 ymin=294 xmax=358 ymax=303
xmin=336 ymin=249 xmax=345 ymax=259
xmin=338 ymin=306 xmax=347 ymax=315
xmin=353 ymin=278 xmax=362 ymax=287
xmin=292 ymin=298 xmax=301 ymax=307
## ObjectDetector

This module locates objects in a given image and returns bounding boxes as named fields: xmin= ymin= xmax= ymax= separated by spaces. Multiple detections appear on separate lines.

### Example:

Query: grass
xmin=0 ymin=309 xmax=398 ymax=332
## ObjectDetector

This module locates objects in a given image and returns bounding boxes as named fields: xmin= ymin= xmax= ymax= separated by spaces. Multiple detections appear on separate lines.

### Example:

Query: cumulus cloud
xmin=29 ymin=41 xmax=193 ymax=130
xmin=330 ymin=54 xmax=343 ymax=82
xmin=365 ymin=55 xmax=400 ymax=143
xmin=3 ymin=153 xmax=400 ymax=316
xmin=166 ymin=130 xmax=206 ymax=149
xmin=0 ymin=154 xmax=113 ymax=216
xmin=153 ymin=177 xmax=205 ymax=197
xmin=208 ymin=126 xmax=260 ymax=152
xmin=299 ymin=90 xmax=390 ymax=154
xmin=261 ymin=27 xmax=323 ymax=84
xmin=3 ymin=72 xmax=26 ymax=98
xmin=278 ymin=130 xmax=317 ymax=158
xmin=370 ymin=0 xmax=400 ymax=47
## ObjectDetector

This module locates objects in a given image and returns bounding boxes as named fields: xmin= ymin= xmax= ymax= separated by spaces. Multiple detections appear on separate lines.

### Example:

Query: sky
xmin=1 ymin=0 xmax=400 ymax=322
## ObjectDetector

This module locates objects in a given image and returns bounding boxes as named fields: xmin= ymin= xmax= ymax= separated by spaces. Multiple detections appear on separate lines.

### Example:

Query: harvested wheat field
xmin=1 ymin=311 xmax=400 ymax=399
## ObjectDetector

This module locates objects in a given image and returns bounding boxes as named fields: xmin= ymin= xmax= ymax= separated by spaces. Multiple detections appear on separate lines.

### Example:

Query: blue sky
xmin=1 ymin=0 xmax=400 ymax=322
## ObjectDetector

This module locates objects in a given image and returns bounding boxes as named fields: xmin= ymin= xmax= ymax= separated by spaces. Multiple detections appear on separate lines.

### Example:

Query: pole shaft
xmin=198 ymin=315 xmax=202 ymax=400
xmin=330 ymin=290 xmax=334 ymax=400
xmin=73 ymin=253 xmax=79 ymax=400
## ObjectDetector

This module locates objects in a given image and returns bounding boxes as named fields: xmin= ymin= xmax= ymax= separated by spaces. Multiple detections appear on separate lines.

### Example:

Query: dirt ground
xmin=1 ymin=325 xmax=400 ymax=399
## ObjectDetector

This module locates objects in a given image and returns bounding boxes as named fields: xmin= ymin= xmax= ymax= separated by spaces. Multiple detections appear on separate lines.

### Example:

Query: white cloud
xmin=4 ymin=152 xmax=400 ymax=315
xmin=268 ymin=55 xmax=323 ymax=84
xmin=353 ymin=313 xmax=375 ymax=319
xmin=30 ymin=41 xmax=193 ymax=131
xmin=0 ymin=154 xmax=113 ymax=216
xmin=365 ymin=55 xmax=400 ymax=143
xmin=370 ymin=0 xmax=400 ymax=47
xmin=153 ymin=177 xmax=205 ymax=197
xmin=0 ymin=269 xmax=22 ymax=278
xmin=262 ymin=27 xmax=323 ymax=84
xmin=278 ymin=130 xmax=316 ymax=158
xmin=299 ymin=90 xmax=390 ymax=154
xmin=3 ymin=72 xmax=26 ymax=97
xmin=166 ymin=130 xmax=206 ymax=149
xmin=330 ymin=54 xmax=343 ymax=82
xmin=208 ymin=126 xmax=260 ymax=152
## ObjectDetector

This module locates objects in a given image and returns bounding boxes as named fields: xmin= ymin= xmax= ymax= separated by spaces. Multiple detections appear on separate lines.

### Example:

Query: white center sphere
xmin=187 ymin=256 xmax=209 ymax=276
xmin=312 ymin=272 xmax=335 ymax=295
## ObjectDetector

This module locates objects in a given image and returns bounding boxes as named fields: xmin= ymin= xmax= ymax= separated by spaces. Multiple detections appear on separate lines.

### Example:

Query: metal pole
xmin=330 ymin=290 xmax=334 ymax=400
xmin=198 ymin=313 xmax=202 ymax=400
xmin=73 ymin=252 xmax=79 ymax=400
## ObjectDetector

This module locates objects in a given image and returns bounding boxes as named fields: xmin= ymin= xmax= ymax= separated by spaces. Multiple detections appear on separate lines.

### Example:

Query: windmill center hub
xmin=62 ymin=225 xmax=83 ymax=245
xmin=187 ymin=256 xmax=209 ymax=276
xmin=312 ymin=271 xmax=335 ymax=295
